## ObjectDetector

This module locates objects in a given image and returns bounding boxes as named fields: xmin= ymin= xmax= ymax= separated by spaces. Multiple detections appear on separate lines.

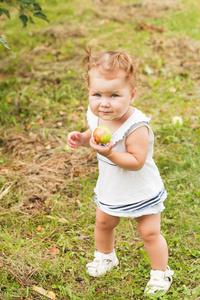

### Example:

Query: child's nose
xmin=101 ymin=97 xmax=110 ymax=107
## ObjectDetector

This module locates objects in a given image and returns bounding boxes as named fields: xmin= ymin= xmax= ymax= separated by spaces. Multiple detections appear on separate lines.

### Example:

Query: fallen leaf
xmin=38 ymin=118 xmax=43 ymax=125
xmin=99 ymin=19 xmax=110 ymax=25
xmin=29 ymin=132 xmax=38 ymax=139
xmin=57 ymin=217 xmax=68 ymax=224
xmin=0 ymin=184 xmax=12 ymax=200
xmin=49 ymin=247 xmax=60 ymax=255
xmin=68 ymin=114 xmax=79 ymax=121
xmin=33 ymin=286 xmax=56 ymax=299
xmin=136 ymin=21 xmax=166 ymax=33
xmin=25 ymin=124 xmax=33 ymax=130
xmin=46 ymin=215 xmax=68 ymax=223
xmin=46 ymin=215 xmax=56 ymax=220
xmin=73 ymin=169 xmax=82 ymax=177
xmin=46 ymin=291 xmax=56 ymax=299
xmin=0 ymin=167 xmax=9 ymax=173
xmin=37 ymin=225 xmax=42 ymax=232
xmin=75 ymin=199 xmax=80 ymax=205
xmin=77 ymin=106 xmax=84 ymax=111
xmin=96 ymin=288 xmax=103 ymax=293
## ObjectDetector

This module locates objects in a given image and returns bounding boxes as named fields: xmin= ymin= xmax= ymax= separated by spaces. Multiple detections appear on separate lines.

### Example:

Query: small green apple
xmin=172 ymin=116 xmax=183 ymax=125
xmin=64 ymin=144 xmax=71 ymax=152
xmin=93 ymin=126 xmax=112 ymax=144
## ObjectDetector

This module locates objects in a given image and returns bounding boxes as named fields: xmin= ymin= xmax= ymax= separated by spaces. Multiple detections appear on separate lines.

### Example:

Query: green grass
xmin=0 ymin=0 xmax=200 ymax=299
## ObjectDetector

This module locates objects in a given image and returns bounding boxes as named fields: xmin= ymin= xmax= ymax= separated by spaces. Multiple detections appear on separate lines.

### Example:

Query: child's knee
xmin=95 ymin=209 xmax=120 ymax=230
xmin=96 ymin=217 xmax=111 ymax=230
xmin=137 ymin=225 xmax=160 ymax=242
xmin=95 ymin=215 xmax=119 ymax=230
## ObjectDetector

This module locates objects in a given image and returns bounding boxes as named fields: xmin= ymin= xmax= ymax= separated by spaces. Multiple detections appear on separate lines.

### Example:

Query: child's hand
xmin=67 ymin=131 xmax=84 ymax=151
xmin=90 ymin=137 xmax=114 ymax=157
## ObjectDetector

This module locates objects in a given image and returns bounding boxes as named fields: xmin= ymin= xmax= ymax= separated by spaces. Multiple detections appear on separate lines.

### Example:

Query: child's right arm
xmin=67 ymin=129 xmax=92 ymax=151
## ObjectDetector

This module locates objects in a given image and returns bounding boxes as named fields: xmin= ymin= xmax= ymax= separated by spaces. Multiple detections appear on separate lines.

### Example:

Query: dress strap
xmin=112 ymin=108 xmax=151 ymax=145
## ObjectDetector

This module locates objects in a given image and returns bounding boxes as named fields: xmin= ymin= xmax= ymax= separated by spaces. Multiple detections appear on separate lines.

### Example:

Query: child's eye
xmin=111 ymin=94 xmax=118 ymax=98
xmin=94 ymin=93 xmax=101 ymax=97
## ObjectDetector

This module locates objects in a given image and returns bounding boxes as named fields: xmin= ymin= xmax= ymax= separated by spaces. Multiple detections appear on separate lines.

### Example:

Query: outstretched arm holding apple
xmin=68 ymin=124 xmax=149 ymax=172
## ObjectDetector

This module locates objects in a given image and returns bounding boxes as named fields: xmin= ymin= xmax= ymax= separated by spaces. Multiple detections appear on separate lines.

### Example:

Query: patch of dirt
xmin=0 ymin=22 xmax=86 ymax=81
xmin=93 ymin=0 xmax=182 ymax=22
xmin=1 ymin=133 xmax=97 ymax=214
xmin=38 ymin=26 xmax=87 ymax=39
xmin=137 ymin=35 xmax=200 ymax=82
xmin=162 ymin=37 xmax=200 ymax=82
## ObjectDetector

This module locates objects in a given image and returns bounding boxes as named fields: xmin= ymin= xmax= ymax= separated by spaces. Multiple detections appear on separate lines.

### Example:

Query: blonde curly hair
xmin=83 ymin=47 xmax=137 ymax=89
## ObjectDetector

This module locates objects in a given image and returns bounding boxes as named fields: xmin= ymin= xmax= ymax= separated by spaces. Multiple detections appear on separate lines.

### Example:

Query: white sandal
xmin=144 ymin=265 xmax=174 ymax=295
xmin=86 ymin=250 xmax=119 ymax=277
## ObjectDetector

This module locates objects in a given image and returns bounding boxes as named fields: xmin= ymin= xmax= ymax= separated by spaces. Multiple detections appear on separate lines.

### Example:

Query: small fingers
xmin=67 ymin=142 xmax=76 ymax=151
xmin=90 ymin=139 xmax=113 ymax=156
xmin=67 ymin=132 xmax=80 ymax=151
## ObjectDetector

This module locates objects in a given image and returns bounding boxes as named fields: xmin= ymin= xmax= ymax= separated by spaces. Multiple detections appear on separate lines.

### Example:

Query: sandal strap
xmin=86 ymin=250 xmax=119 ymax=277
xmin=148 ymin=266 xmax=174 ymax=287
xmin=150 ymin=266 xmax=174 ymax=279
xmin=94 ymin=250 xmax=116 ymax=261
xmin=148 ymin=279 xmax=167 ymax=288
xmin=86 ymin=260 xmax=108 ymax=272
xmin=165 ymin=269 xmax=174 ymax=279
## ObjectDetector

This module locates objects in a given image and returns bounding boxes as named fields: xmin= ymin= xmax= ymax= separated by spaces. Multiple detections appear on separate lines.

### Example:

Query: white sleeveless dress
xmin=87 ymin=106 xmax=167 ymax=218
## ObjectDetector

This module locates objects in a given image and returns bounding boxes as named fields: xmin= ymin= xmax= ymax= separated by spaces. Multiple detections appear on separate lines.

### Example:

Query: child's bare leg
xmin=95 ymin=208 xmax=120 ymax=253
xmin=86 ymin=208 xmax=120 ymax=277
xmin=135 ymin=213 xmax=168 ymax=271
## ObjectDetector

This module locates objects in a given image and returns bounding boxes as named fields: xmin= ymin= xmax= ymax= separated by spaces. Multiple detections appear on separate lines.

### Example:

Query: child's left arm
xmin=90 ymin=126 xmax=149 ymax=171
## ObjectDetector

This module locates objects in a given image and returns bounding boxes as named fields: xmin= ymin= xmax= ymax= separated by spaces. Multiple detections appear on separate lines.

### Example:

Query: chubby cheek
xmin=113 ymin=103 xmax=123 ymax=114
xmin=89 ymin=99 xmax=99 ymax=115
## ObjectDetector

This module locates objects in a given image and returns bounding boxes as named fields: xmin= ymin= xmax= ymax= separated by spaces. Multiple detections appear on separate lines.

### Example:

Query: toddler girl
xmin=67 ymin=49 xmax=174 ymax=295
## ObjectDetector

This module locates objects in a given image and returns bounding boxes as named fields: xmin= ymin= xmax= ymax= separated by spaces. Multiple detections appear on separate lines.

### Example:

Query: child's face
xmin=88 ymin=68 xmax=136 ymax=122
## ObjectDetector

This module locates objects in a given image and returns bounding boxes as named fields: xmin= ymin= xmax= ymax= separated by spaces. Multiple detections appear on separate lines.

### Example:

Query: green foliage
xmin=0 ymin=8 xmax=10 ymax=19
xmin=0 ymin=0 xmax=48 ymax=48
xmin=0 ymin=35 xmax=10 ymax=48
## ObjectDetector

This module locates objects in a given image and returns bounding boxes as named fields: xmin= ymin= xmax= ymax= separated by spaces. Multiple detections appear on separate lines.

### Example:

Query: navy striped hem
xmin=95 ymin=188 xmax=166 ymax=213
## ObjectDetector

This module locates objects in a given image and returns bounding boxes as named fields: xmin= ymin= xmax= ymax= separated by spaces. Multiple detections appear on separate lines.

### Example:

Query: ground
xmin=0 ymin=0 xmax=200 ymax=299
